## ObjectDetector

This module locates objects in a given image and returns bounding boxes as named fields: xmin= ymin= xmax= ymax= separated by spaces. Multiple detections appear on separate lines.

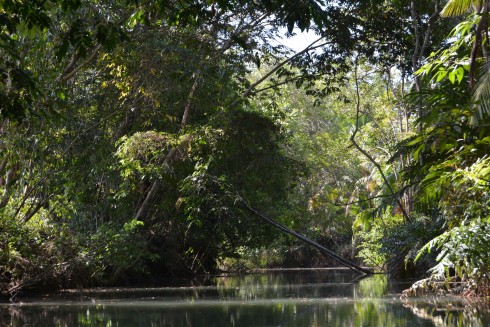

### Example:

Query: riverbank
xmin=402 ymin=275 xmax=490 ymax=298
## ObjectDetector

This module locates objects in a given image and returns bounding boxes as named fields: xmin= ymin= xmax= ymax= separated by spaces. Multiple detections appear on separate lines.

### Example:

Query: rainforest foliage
xmin=0 ymin=0 xmax=489 ymax=298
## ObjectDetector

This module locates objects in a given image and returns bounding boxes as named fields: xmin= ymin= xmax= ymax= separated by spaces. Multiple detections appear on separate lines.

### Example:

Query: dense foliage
xmin=0 ymin=0 xmax=489 ymax=299
xmin=356 ymin=0 xmax=490 ymax=294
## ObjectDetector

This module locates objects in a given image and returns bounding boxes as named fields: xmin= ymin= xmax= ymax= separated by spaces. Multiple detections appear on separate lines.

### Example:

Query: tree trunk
xmin=134 ymin=69 xmax=200 ymax=222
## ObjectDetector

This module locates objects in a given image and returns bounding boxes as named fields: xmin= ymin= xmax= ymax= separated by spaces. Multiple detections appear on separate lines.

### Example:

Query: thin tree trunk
xmin=134 ymin=149 xmax=177 ymax=222
xmin=135 ymin=71 xmax=201 ymax=222
xmin=21 ymin=201 xmax=45 ymax=224
xmin=0 ymin=162 xmax=19 ymax=209
xmin=410 ymin=0 xmax=440 ymax=145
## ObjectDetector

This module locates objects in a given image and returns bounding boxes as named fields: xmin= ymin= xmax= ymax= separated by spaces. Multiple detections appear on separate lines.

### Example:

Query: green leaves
xmin=440 ymin=0 xmax=483 ymax=17
xmin=127 ymin=8 xmax=150 ymax=29
xmin=472 ymin=69 xmax=490 ymax=120
xmin=88 ymin=220 xmax=156 ymax=278
xmin=415 ymin=15 xmax=478 ymax=86
xmin=115 ymin=131 xmax=179 ymax=181
xmin=417 ymin=55 xmax=469 ymax=85
xmin=417 ymin=220 xmax=490 ymax=278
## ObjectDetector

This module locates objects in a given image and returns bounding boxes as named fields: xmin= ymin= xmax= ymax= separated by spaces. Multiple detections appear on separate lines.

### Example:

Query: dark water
xmin=1 ymin=269 xmax=489 ymax=326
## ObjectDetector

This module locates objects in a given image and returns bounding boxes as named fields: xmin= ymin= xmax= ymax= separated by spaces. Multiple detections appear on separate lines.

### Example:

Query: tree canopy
xmin=1 ymin=0 xmax=489 ymax=299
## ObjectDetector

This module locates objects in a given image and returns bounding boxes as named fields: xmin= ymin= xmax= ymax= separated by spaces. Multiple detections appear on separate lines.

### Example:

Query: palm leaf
xmin=472 ymin=65 xmax=490 ymax=122
xmin=440 ymin=0 xmax=483 ymax=17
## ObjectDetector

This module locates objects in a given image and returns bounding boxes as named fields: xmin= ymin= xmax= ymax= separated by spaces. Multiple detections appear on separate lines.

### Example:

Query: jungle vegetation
xmin=0 ymin=0 xmax=489 ymax=299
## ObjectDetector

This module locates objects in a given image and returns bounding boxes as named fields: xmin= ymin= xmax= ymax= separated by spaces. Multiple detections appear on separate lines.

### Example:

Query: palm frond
xmin=440 ymin=0 xmax=482 ymax=17
xmin=472 ymin=65 xmax=490 ymax=123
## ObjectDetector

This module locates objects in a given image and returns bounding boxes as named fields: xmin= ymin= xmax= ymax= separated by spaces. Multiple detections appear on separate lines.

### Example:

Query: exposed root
xmin=401 ymin=275 xmax=490 ymax=299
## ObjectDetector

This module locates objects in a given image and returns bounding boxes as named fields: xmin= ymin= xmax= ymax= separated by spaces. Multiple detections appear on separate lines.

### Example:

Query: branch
xmin=0 ymin=163 xmax=19 ymax=209
xmin=253 ymin=73 xmax=324 ymax=94
xmin=13 ymin=177 xmax=46 ymax=219
xmin=419 ymin=0 xmax=440 ymax=64
xmin=335 ymin=194 xmax=391 ymax=206
xmin=218 ymin=12 xmax=270 ymax=54
xmin=349 ymin=61 xmax=410 ymax=222
xmin=228 ymin=38 xmax=328 ymax=107
xmin=181 ymin=70 xmax=201 ymax=128
xmin=60 ymin=44 xmax=103 ymax=82
xmin=236 ymin=192 xmax=374 ymax=274
xmin=21 ymin=200 xmax=45 ymax=224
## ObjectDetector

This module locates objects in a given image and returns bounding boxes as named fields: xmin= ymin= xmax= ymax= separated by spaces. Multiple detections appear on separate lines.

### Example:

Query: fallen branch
xmin=235 ymin=193 xmax=373 ymax=275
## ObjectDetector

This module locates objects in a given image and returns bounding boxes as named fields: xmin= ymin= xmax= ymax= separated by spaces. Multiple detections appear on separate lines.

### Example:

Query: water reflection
xmin=401 ymin=297 xmax=490 ymax=327
xmin=1 ymin=269 xmax=489 ymax=326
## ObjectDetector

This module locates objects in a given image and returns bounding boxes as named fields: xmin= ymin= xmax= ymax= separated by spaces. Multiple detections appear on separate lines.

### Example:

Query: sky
xmin=277 ymin=29 xmax=319 ymax=52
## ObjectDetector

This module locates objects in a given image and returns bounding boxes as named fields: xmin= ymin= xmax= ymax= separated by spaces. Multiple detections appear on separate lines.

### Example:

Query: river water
xmin=1 ymin=269 xmax=489 ymax=326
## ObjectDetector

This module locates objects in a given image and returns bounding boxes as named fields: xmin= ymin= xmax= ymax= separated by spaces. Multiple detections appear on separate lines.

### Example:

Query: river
xmin=1 ymin=268 xmax=489 ymax=326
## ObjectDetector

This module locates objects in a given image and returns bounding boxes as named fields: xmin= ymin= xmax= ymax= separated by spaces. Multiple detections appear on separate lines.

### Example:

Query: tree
xmin=379 ymin=1 xmax=490 ymax=285
xmin=3 ymin=0 xmax=475 ymax=298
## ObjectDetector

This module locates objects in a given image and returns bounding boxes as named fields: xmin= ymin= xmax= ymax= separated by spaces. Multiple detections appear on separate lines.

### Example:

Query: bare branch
xmin=228 ymin=38 xmax=328 ymax=107
xmin=349 ymin=61 xmax=410 ymax=222
xmin=60 ymin=44 xmax=103 ymax=82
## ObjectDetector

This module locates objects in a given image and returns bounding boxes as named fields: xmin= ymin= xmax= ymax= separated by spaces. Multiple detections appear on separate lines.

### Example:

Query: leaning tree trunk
xmin=236 ymin=193 xmax=373 ymax=275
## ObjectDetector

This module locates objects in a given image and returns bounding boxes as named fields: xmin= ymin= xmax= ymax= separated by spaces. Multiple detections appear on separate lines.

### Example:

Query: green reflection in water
xmin=1 ymin=270 xmax=489 ymax=326
xmin=356 ymin=274 xmax=388 ymax=298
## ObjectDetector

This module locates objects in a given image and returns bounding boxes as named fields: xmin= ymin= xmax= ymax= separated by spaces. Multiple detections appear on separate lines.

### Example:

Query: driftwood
xmin=236 ymin=194 xmax=373 ymax=275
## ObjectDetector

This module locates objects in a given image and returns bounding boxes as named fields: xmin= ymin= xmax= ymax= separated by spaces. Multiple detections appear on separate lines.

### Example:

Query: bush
xmin=0 ymin=209 xmax=81 ymax=296
xmin=416 ymin=219 xmax=490 ymax=280
xmin=355 ymin=208 xmax=441 ymax=276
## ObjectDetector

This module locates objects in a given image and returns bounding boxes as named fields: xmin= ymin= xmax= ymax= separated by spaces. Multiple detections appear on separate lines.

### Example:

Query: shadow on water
xmin=1 ymin=269 xmax=489 ymax=326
